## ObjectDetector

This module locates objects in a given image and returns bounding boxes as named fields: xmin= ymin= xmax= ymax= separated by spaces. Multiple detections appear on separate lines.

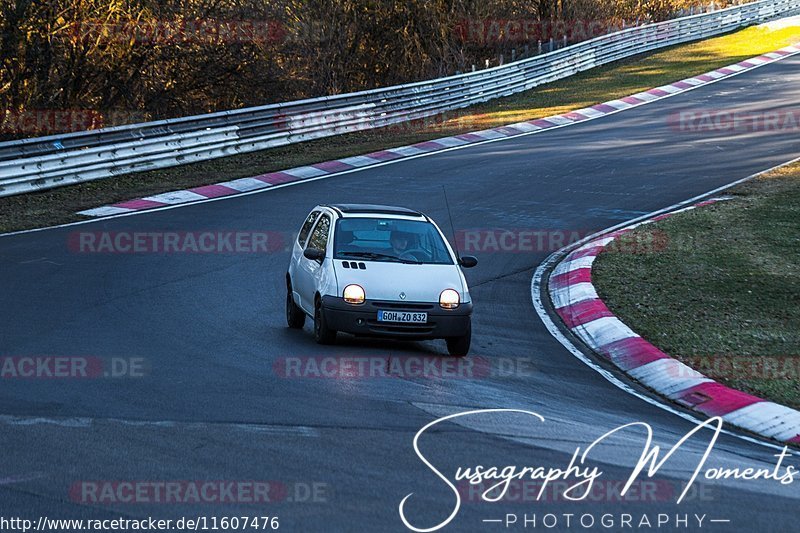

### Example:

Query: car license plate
xmin=377 ymin=310 xmax=427 ymax=323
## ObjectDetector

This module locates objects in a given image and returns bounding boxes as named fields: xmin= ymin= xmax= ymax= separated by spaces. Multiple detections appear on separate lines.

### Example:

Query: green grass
xmin=1 ymin=23 xmax=799 ymax=233
xmin=593 ymin=164 xmax=800 ymax=408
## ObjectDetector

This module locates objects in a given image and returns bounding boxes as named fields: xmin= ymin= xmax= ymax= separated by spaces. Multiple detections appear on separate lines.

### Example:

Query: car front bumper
xmin=320 ymin=296 xmax=472 ymax=340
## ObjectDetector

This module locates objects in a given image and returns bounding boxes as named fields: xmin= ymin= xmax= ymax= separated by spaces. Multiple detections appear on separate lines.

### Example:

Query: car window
xmin=307 ymin=214 xmax=331 ymax=251
xmin=333 ymin=218 xmax=453 ymax=265
xmin=297 ymin=211 xmax=320 ymax=246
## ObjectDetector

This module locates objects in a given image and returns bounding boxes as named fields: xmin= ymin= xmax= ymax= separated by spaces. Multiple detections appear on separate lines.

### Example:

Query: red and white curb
xmin=547 ymin=198 xmax=800 ymax=445
xmin=78 ymin=43 xmax=800 ymax=218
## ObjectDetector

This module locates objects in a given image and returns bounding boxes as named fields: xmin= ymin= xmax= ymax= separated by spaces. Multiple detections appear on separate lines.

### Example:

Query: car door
xmin=295 ymin=212 xmax=332 ymax=313
xmin=290 ymin=210 xmax=320 ymax=309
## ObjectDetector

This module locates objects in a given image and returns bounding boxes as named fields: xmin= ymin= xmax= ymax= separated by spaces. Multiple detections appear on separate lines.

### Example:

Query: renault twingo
xmin=286 ymin=204 xmax=477 ymax=356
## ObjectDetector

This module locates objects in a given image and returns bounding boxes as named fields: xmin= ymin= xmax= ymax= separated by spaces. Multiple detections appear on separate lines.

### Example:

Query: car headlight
xmin=343 ymin=284 xmax=365 ymax=305
xmin=439 ymin=289 xmax=460 ymax=309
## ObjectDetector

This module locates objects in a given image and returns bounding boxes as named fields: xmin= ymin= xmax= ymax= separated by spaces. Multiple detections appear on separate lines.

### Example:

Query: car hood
xmin=333 ymin=260 xmax=469 ymax=303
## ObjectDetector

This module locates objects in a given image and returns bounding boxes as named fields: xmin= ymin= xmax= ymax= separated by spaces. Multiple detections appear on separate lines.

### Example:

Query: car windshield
xmin=334 ymin=217 xmax=454 ymax=265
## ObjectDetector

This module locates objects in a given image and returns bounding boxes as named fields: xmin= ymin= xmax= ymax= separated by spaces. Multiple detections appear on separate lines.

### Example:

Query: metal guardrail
xmin=1 ymin=0 xmax=797 ymax=197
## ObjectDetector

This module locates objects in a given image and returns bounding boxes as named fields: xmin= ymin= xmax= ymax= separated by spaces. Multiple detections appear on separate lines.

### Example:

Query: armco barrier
xmin=1 ymin=0 xmax=798 ymax=197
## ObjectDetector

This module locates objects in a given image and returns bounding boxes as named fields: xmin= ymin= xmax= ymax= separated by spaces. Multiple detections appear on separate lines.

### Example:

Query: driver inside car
xmin=389 ymin=230 xmax=413 ymax=256
xmin=389 ymin=230 xmax=432 ymax=262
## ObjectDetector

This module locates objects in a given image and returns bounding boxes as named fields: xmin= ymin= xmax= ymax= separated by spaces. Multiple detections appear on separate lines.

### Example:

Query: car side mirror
xmin=303 ymin=247 xmax=325 ymax=262
xmin=459 ymin=255 xmax=478 ymax=268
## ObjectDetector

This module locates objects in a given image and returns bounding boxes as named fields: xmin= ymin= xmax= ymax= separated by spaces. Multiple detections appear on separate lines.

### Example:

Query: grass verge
xmin=1 ymin=23 xmax=799 ymax=233
xmin=593 ymin=162 xmax=800 ymax=409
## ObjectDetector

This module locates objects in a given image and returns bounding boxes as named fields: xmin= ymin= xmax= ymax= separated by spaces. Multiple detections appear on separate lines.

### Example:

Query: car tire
xmin=314 ymin=298 xmax=337 ymax=345
xmin=446 ymin=320 xmax=471 ymax=357
xmin=286 ymin=285 xmax=306 ymax=329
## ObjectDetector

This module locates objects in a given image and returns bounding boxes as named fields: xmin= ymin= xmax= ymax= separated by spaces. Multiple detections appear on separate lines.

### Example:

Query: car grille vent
xmin=371 ymin=301 xmax=433 ymax=310
xmin=340 ymin=261 xmax=366 ymax=269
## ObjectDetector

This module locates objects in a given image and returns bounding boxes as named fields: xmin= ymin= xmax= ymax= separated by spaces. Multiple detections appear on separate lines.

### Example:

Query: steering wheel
xmin=399 ymin=248 xmax=428 ymax=262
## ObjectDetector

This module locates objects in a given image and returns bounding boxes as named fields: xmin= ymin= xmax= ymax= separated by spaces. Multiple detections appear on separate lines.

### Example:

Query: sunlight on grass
xmin=757 ymin=160 xmax=800 ymax=180
xmin=429 ymin=23 xmax=800 ymax=134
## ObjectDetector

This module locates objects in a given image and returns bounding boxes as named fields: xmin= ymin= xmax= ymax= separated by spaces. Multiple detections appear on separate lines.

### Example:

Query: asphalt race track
xmin=1 ymin=56 xmax=799 ymax=531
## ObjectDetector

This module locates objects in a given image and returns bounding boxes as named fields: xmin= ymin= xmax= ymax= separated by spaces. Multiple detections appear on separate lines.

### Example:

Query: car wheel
xmin=314 ymin=298 xmax=337 ymax=345
xmin=286 ymin=285 xmax=306 ymax=329
xmin=446 ymin=320 xmax=471 ymax=357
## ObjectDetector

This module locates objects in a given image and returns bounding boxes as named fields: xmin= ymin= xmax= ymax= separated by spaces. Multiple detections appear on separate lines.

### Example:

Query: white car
xmin=286 ymin=204 xmax=477 ymax=356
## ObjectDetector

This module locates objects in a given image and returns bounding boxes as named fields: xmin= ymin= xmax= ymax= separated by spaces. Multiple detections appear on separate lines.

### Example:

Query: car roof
xmin=323 ymin=204 xmax=424 ymax=218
